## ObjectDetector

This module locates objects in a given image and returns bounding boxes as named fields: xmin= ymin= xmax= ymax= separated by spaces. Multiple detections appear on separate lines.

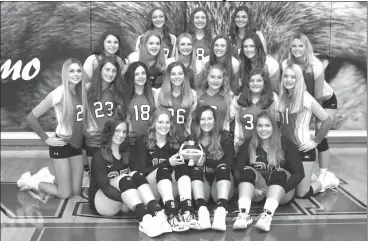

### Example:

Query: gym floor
xmin=1 ymin=147 xmax=366 ymax=241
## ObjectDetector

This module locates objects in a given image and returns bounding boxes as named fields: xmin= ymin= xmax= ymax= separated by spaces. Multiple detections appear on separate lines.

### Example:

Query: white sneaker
xmin=82 ymin=170 xmax=90 ymax=188
xmin=212 ymin=206 xmax=227 ymax=231
xmin=197 ymin=206 xmax=211 ymax=230
xmin=182 ymin=210 xmax=201 ymax=230
xmin=320 ymin=171 xmax=340 ymax=193
xmin=17 ymin=172 xmax=39 ymax=191
xmin=139 ymin=214 xmax=164 ymax=238
xmin=154 ymin=210 xmax=173 ymax=233
xmin=167 ymin=213 xmax=189 ymax=232
xmin=255 ymin=211 xmax=272 ymax=232
xmin=32 ymin=167 xmax=55 ymax=183
xmin=232 ymin=210 xmax=253 ymax=230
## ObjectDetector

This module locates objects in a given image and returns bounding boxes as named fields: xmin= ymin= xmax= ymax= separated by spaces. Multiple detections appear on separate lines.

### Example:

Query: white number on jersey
xmin=152 ymin=158 xmax=166 ymax=166
xmin=243 ymin=113 xmax=254 ymax=130
xmin=94 ymin=101 xmax=114 ymax=118
xmin=196 ymin=48 xmax=205 ymax=61
xmin=167 ymin=108 xmax=186 ymax=124
xmin=133 ymin=104 xmax=150 ymax=121
xmin=107 ymin=169 xmax=129 ymax=179
xmin=76 ymin=104 xmax=83 ymax=122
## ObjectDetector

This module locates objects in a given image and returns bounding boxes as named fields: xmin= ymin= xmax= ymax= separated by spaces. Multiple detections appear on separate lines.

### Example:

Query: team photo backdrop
xmin=1 ymin=2 xmax=366 ymax=131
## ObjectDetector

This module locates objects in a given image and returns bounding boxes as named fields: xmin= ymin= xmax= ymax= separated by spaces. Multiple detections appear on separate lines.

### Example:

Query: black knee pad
xmin=190 ymin=166 xmax=204 ymax=181
xmin=174 ymin=164 xmax=190 ymax=181
xmin=237 ymin=167 xmax=256 ymax=185
xmin=317 ymin=138 xmax=329 ymax=152
xmin=268 ymin=169 xmax=287 ymax=187
xmin=118 ymin=176 xmax=136 ymax=193
xmin=296 ymin=186 xmax=314 ymax=199
xmin=156 ymin=166 xmax=172 ymax=182
xmin=215 ymin=164 xmax=231 ymax=181
xmin=131 ymin=172 xmax=148 ymax=187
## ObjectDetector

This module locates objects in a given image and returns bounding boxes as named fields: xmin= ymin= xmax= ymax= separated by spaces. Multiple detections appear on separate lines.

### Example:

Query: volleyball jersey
xmin=31 ymin=86 xmax=84 ymax=149
xmin=231 ymin=36 xmax=244 ymax=60
xmin=130 ymin=135 xmax=179 ymax=176
xmin=232 ymin=92 xmax=278 ymax=152
xmin=154 ymin=88 xmax=197 ymax=143
xmin=265 ymin=56 xmax=281 ymax=93
xmin=128 ymin=93 xmax=153 ymax=137
xmin=235 ymin=136 xmax=304 ymax=193
xmin=89 ymin=149 xmax=130 ymax=203
xmin=278 ymin=92 xmax=328 ymax=146
xmin=198 ymin=92 xmax=230 ymax=130
xmin=135 ymin=33 xmax=177 ymax=59
xmin=194 ymin=37 xmax=211 ymax=62
xmin=86 ymin=87 xmax=116 ymax=147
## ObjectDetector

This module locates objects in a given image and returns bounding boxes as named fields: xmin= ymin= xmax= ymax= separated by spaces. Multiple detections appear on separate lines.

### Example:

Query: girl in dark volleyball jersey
xmin=187 ymin=7 xmax=213 ymax=62
xmin=18 ymin=58 xmax=85 ymax=199
xmin=283 ymin=33 xmax=337 ymax=187
xmin=277 ymin=64 xmax=339 ymax=200
xmin=135 ymin=7 xmax=177 ymax=59
xmin=188 ymin=105 xmax=235 ymax=232
xmin=202 ymin=35 xmax=240 ymax=93
xmin=167 ymin=33 xmax=205 ymax=91
xmin=83 ymin=30 xmax=129 ymax=79
xmin=239 ymin=32 xmax=280 ymax=94
xmin=231 ymin=68 xmax=278 ymax=153
xmin=129 ymin=30 xmax=167 ymax=89
xmin=233 ymin=111 xmax=304 ymax=232
xmin=197 ymin=64 xmax=234 ymax=131
xmin=84 ymin=57 xmax=125 ymax=163
xmin=123 ymin=62 xmax=156 ymax=137
xmin=154 ymin=61 xmax=197 ymax=143
xmin=88 ymin=116 xmax=171 ymax=238
xmin=130 ymin=108 xmax=188 ymax=232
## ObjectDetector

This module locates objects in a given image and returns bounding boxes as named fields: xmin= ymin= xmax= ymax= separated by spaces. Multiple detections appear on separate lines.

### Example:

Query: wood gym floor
xmin=1 ymin=140 xmax=366 ymax=241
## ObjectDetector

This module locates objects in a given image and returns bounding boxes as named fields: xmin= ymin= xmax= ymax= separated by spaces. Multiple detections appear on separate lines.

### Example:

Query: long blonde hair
xmin=286 ymin=33 xmax=314 ymax=74
xmin=249 ymin=111 xmax=284 ymax=169
xmin=174 ymin=33 xmax=197 ymax=76
xmin=278 ymin=64 xmax=306 ymax=114
xmin=61 ymin=58 xmax=85 ymax=136
xmin=158 ymin=61 xmax=195 ymax=109
xmin=139 ymin=30 xmax=166 ymax=73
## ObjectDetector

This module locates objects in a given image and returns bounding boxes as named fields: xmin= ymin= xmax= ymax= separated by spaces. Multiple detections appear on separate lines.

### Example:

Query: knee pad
xmin=190 ymin=166 xmax=204 ymax=181
xmin=296 ymin=186 xmax=314 ymax=199
xmin=237 ymin=167 xmax=256 ymax=185
xmin=268 ymin=169 xmax=287 ymax=187
xmin=215 ymin=164 xmax=231 ymax=181
xmin=174 ymin=164 xmax=190 ymax=181
xmin=156 ymin=166 xmax=172 ymax=182
xmin=118 ymin=176 xmax=136 ymax=193
xmin=317 ymin=138 xmax=329 ymax=152
xmin=131 ymin=171 xmax=148 ymax=187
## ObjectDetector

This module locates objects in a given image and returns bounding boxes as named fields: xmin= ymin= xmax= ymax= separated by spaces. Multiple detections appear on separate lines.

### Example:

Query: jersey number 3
xmin=243 ymin=114 xmax=254 ymax=130
xmin=94 ymin=101 xmax=113 ymax=118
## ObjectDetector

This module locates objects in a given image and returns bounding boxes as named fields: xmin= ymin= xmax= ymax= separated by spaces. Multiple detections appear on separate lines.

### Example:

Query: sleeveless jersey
xmin=128 ymin=93 xmax=153 ymax=137
xmin=86 ymin=87 xmax=115 ymax=147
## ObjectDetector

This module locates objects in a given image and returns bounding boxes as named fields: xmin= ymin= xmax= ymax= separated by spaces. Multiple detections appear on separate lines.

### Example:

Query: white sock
xmin=263 ymin=198 xmax=279 ymax=216
xmin=319 ymin=168 xmax=327 ymax=180
xmin=238 ymin=197 xmax=252 ymax=214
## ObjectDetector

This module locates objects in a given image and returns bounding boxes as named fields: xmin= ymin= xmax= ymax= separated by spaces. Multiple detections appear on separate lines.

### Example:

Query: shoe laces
xmin=183 ymin=211 xmax=196 ymax=222
xmin=168 ymin=214 xmax=183 ymax=226
xmin=232 ymin=210 xmax=248 ymax=221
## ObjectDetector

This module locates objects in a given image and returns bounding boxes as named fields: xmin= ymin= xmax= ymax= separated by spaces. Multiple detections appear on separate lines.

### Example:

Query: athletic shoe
xmin=255 ymin=210 xmax=272 ymax=232
xmin=232 ymin=209 xmax=253 ymax=230
xmin=32 ymin=167 xmax=55 ymax=183
xmin=311 ymin=173 xmax=318 ymax=182
xmin=82 ymin=170 xmax=90 ymax=188
xmin=212 ymin=206 xmax=227 ymax=231
xmin=197 ymin=206 xmax=211 ymax=230
xmin=154 ymin=209 xmax=173 ymax=233
xmin=167 ymin=213 xmax=189 ymax=232
xmin=182 ymin=210 xmax=201 ymax=230
xmin=320 ymin=171 xmax=340 ymax=193
xmin=139 ymin=214 xmax=164 ymax=238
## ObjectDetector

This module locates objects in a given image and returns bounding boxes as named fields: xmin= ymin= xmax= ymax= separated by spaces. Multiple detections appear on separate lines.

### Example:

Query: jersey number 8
xmin=133 ymin=104 xmax=150 ymax=121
